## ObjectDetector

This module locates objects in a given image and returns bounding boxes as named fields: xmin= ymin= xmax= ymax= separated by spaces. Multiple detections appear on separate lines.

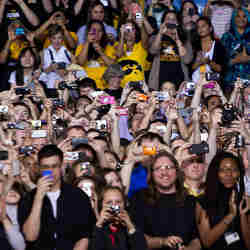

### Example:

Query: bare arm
xmin=195 ymin=202 xmax=236 ymax=248
xmin=73 ymin=238 xmax=89 ymax=250
xmin=74 ymin=0 xmax=85 ymax=16
xmin=16 ymin=0 xmax=40 ymax=27
xmin=76 ymin=42 xmax=90 ymax=66
xmin=0 ymin=0 xmax=7 ymax=25
xmin=110 ymin=109 xmax=120 ymax=157
xmin=185 ymin=238 xmax=201 ymax=250
xmin=41 ymin=0 xmax=53 ymax=14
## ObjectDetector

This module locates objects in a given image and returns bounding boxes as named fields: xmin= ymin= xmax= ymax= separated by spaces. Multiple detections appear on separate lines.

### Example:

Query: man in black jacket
xmin=18 ymin=144 xmax=95 ymax=250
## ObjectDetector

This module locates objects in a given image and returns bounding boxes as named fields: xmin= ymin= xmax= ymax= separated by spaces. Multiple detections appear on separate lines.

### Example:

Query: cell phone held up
xmin=189 ymin=142 xmax=209 ymax=155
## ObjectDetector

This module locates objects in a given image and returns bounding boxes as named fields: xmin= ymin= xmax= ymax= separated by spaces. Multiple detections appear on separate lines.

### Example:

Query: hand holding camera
xmin=36 ymin=175 xmax=53 ymax=200
xmin=96 ymin=205 xmax=115 ymax=228
xmin=162 ymin=236 xmax=184 ymax=249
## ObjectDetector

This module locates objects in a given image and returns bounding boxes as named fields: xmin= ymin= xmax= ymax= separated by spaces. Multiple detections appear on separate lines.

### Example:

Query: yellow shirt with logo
xmin=9 ymin=40 xmax=29 ymax=60
xmin=75 ymin=43 xmax=116 ymax=89
xmin=115 ymin=41 xmax=148 ymax=88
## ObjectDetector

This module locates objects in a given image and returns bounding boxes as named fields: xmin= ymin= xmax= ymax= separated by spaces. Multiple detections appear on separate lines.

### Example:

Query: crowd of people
xmin=0 ymin=0 xmax=250 ymax=249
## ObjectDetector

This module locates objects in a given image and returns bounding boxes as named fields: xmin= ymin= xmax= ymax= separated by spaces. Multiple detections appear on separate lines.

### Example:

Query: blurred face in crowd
xmin=39 ymin=155 xmax=62 ymax=190
xmin=108 ymin=76 xmax=122 ymax=89
xmin=122 ymin=0 xmax=133 ymax=13
xmin=182 ymin=1 xmax=196 ymax=16
xmin=102 ymin=189 xmax=125 ymax=210
xmin=20 ymin=50 xmax=35 ymax=68
xmin=67 ymin=127 xmax=86 ymax=139
xmin=197 ymin=19 xmax=212 ymax=38
xmin=152 ymin=155 xmax=177 ymax=193
xmin=91 ymin=5 xmax=105 ymax=21
xmin=88 ymin=22 xmax=104 ymax=42
xmin=5 ymin=189 xmax=21 ymax=205
xmin=235 ymin=9 xmax=248 ymax=30
xmin=207 ymin=96 xmax=221 ymax=112
xmin=76 ymin=97 xmax=91 ymax=111
xmin=182 ymin=156 xmax=205 ymax=182
xmin=14 ymin=105 xmax=30 ymax=122
xmin=164 ymin=12 xmax=178 ymax=37
xmin=218 ymin=158 xmax=240 ymax=189
xmin=79 ymin=86 xmax=94 ymax=97
xmin=75 ymin=162 xmax=95 ymax=178
xmin=124 ymin=22 xmax=136 ymax=42
xmin=105 ymin=152 xmax=118 ymax=170
xmin=50 ymin=32 xmax=64 ymax=51
xmin=104 ymin=171 xmax=123 ymax=189
xmin=130 ymin=114 xmax=143 ymax=134
xmin=32 ymin=137 xmax=49 ymax=152
xmin=161 ymin=81 xmax=176 ymax=97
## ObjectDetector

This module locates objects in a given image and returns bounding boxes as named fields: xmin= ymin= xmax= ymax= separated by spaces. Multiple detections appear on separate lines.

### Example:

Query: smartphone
xmin=96 ymin=120 xmax=107 ymax=130
xmin=15 ymin=88 xmax=31 ymax=95
xmin=155 ymin=92 xmax=170 ymax=102
xmin=31 ymin=120 xmax=42 ymax=129
xmin=15 ymin=27 xmax=25 ymax=36
xmin=42 ymin=170 xmax=53 ymax=179
xmin=206 ymin=72 xmax=220 ymax=81
xmin=0 ymin=151 xmax=8 ymax=160
xmin=100 ymin=96 xmax=115 ymax=105
xmin=90 ymin=91 xmax=104 ymax=98
xmin=166 ymin=23 xmax=178 ymax=29
xmin=12 ymin=160 xmax=20 ymax=176
xmin=143 ymin=146 xmax=157 ymax=156
xmin=72 ymin=138 xmax=88 ymax=148
xmin=65 ymin=152 xmax=79 ymax=161
xmin=189 ymin=142 xmax=209 ymax=155
xmin=31 ymin=130 xmax=47 ymax=138
xmin=135 ymin=12 xmax=142 ymax=20
xmin=129 ymin=81 xmax=142 ymax=89
xmin=204 ymin=82 xmax=215 ymax=89
xmin=46 ymin=88 xmax=59 ymax=99
xmin=137 ymin=93 xmax=148 ymax=101
xmin=0 ymin=106 xmax=8 ymax=113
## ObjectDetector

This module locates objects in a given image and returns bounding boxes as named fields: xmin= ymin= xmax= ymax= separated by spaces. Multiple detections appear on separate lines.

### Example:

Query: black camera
xmin=19 ymin=146 xmax=35 ymax=156
xmin=166 ymin=23 xmax=178 ymax=29
xmin=96 ymin=105 xmax=111 ymax=116
xmin=72 ymin=138 xmax=88 ymax=148
xmin=109 ymin=204 xmax=120 ymax=215
xmin=189 ymin=141 xmax=209 ymax=155
xmin=129 ymin=81 xmax=143 ymax=90
xmin=15 ymin=87 xmax=31 ymax=96
xmin=221 ymin=105 xmax=238 ymax=127
xmin=58 ymin=81 xmax=79 ymax=90
xmin=205 ymin=72 xmax=220 ymax=81
xmin=0 ymin=151 xmax=8 ymax=160
xmin=57 ymin=62 xmax=67 ymax=70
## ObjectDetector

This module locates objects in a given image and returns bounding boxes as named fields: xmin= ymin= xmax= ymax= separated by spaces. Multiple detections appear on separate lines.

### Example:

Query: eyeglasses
xmin=153 ymin=165 xmax=177 ymax=172
xmin=219 ymin=168 xmax=239 ymax=173
xmin=182 ymin=157 xmax=204 ymax=168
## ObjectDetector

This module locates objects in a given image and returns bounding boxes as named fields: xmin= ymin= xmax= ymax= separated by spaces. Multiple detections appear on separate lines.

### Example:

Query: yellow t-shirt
xmin=9 ymin=40 xmax=29 ymax=60
xmin=115 ymin=41 xmax=148 ymax=88
xmin=43 ymin=31 xmax=78 ymax=50
xmin=75 ymin=44 xmax=116 ymax=89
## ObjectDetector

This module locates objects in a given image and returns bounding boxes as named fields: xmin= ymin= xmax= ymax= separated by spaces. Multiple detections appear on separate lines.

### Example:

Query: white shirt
xmin=46 ymin=190 xmax=61 ymax=218
xmin=43 ymin=45 xmax=72 ymax=70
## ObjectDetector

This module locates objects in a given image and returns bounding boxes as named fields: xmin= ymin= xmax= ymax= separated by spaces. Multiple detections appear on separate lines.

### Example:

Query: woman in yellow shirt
xmin=75 ymin=20 xmax=116 ymax=89
xmin=115 ymin=20 xmax=148 ymax=87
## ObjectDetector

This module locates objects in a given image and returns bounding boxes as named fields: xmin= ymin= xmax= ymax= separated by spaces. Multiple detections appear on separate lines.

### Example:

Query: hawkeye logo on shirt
xmin=160 ymin=41 xmax=180 ymax=62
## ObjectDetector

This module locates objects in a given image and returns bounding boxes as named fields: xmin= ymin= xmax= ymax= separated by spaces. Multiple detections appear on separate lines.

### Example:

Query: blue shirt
xmin=128 ymin=164 xmax=148 ymax=198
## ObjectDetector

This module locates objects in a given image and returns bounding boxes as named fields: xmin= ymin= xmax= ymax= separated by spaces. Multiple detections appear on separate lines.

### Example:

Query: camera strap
xmin=64 ymin=49 xmax=71 ymax=63
xmin=48 ymin=49 xmax=55 ymax=64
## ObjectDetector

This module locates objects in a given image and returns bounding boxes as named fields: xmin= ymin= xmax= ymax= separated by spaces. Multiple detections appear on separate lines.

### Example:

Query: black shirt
xmin=90 ymin=225 xmax=148 ymax=250
xmin=18 ymin=182 xmax=95 ymax=250
xmin=129 ymin=190 xmax=198 ymax=249
xmin=159 ymin=35 xmax=184 ymax=88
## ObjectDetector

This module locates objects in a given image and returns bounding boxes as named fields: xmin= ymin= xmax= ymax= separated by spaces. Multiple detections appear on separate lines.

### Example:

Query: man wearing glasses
xmin=129 ymin=150 xmax=201 ymax=250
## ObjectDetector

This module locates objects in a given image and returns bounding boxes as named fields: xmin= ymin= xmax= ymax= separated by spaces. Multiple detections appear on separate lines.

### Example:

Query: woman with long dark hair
xmin=191 ymin=16 xmax=226 ymax=83
xmin=76 ymin=20 xmax=116 ymax=89
xmin=8 ymin=47 xmax=42 ymax=89
xmin=196 ymin=151 xmax=250 ymax=250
